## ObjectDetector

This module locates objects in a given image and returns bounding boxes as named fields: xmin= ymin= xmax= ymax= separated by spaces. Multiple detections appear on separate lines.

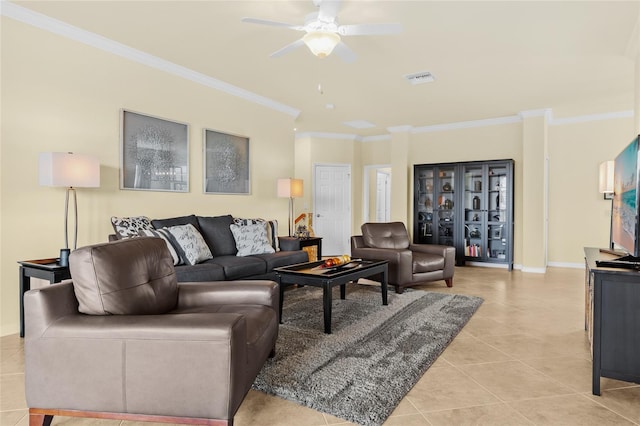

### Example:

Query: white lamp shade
xmin=277 ymin=178 xmax=303 ymax=198
xmin=303 ymin=31 xmax=340 ymax=58
xmin=39 ymin=152 xmax=100 ymax=188
xmin=599 ymin=160 xmax=614 ymax=194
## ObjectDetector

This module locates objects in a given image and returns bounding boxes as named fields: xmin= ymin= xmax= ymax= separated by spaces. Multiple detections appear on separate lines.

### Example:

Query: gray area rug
xmin=253 ymin=284 xmax=483 ymax=426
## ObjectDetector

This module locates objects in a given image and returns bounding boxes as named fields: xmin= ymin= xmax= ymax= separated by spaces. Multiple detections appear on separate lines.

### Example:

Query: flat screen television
xmin=610 ymin=135 xmax=640 ymax=259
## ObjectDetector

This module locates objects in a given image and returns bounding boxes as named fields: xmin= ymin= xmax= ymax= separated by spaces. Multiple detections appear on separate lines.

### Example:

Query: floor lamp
xmin=277 ymin=178 xmax=303 ymax=237
xmin=39 ymin=152 xmax=100 ymax=266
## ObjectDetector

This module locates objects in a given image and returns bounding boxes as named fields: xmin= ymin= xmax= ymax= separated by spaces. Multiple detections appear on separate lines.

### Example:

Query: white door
xmin=314 ymin=164 xmax=351 ymax=256
xmin=376 ymin=170 xmax=391 ymax=222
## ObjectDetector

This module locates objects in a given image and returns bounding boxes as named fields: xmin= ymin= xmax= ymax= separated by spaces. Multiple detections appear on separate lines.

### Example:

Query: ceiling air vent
xmin=404 ymin=71 xmax=435 ymax=85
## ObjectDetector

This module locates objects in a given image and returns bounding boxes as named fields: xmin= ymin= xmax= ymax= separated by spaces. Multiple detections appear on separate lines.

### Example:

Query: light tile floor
xmin=2 ymin=266 xmax=639 ymax=425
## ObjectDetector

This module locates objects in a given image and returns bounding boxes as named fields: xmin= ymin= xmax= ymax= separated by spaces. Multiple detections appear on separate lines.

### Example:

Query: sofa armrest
xmin=350 ymin=247 xmax=413 ymax=285
xmin=278 ymin=236 xmax=301 ymax=251
xmin=410 ymin=243 xmax=456 ymax=278
xmin=177 ymin=280 xmax=278 ymax=312
xmin=351 ymin=235 xmax=365 ymax=250
xmin=409 ymin=243 xmax=454 ymax=258
xmin=40 ymin=312 xmax=246 ymax=341
xmin=24 ymin=282 xmax=79 ymax=339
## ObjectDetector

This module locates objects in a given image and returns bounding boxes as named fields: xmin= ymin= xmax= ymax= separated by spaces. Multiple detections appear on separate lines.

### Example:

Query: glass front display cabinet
xmin=414 ymin=160 xmax=513 ymax=270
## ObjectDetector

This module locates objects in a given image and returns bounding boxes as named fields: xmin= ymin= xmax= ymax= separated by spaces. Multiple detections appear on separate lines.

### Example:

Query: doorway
xmin=313 ymin=164 xmax=351 ymax=256
xmin=363 ymin=165 xmax=392 ymax=222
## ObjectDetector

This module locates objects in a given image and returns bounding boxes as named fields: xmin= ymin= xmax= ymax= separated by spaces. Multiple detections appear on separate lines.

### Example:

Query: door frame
xmin=363 ymin=164 xmax=392 ymax=223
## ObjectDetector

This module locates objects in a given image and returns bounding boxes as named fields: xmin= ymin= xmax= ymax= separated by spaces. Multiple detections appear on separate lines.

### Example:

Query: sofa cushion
xmin=253 ymin=250 xmax=309 ymax=270
xmin=230 ymin=223 xmax=275 ymax=256
xmin=197 ymin=215 xmax=237 ymax=256
xmin=111 ymin=216 xmax=153 ymax=239
xmin=413 ymin=252 xmax=445 ymax=273
xmin=151 ymin=214 xmax=201 ymax=232
xmin=69 ymin=237 xmax=178 ymax=315
xmin=362 ymin=222 xmax=410 ymax=249
xmin=166 ymin=224 xmax=213 ymax=265
xmin=138 ymin=228 xmax=182 ymax=266
xmin=210 ymin=255 xmax=266 ymax=280
xmin=174 ymin=261 xmax=226 ymax=282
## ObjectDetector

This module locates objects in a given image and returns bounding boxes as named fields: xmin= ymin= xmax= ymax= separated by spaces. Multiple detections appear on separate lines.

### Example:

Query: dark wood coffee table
xmin=274 ymin=259 xmax=388 ymax=334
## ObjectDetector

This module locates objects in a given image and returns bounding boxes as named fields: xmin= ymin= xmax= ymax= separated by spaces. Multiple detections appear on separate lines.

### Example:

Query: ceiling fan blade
xmin=270 ymin=38 xmax=306 ymax=58
xmin=333 ymin=41 xmax=356 ymax=63
xmin=241 ymin=17 xmax=304 ymax=31
xmin=338 ymin=23 xmax=403 ymax=36
xmin=318 ymin=0 xmax=341 ymax=22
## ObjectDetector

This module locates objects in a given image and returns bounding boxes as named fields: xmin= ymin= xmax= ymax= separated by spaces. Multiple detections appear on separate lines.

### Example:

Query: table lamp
xmin=277 ymin=178 xmax=303 ymax=236
xmin=39 ymin=152 xmax=100 ymax=266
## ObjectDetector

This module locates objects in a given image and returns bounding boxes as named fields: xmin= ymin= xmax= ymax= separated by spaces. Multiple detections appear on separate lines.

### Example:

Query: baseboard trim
xmin=547 ymin=261 xmax=584 ymax=269
xmin=521 ymin=266 xmax=547 ymax=274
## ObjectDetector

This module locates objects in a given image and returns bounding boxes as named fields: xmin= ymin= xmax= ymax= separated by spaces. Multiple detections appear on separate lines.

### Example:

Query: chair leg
xmin=445 ymin=278 xmax=453 ymax=288
xmin=269 ymin=346 xmax=276 ymax=358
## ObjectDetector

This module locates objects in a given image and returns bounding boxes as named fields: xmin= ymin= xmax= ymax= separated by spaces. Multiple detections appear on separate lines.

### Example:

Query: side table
xmin=280 ymin=237 xmax=323 ymax=261
xmin=18 ymin=258 xmax=71 ymax=337
xmin=298 ymin=237 xmax=322 ymax=260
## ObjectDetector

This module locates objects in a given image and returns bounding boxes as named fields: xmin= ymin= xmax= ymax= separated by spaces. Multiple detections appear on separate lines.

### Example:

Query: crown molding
xmin=294 ymin=107 xmax=634 ymax=141
xmin=387 ymin=125 xmax=413 ymax=133
xmin=549 ymin=110 xmax=633 ymax=126
xmin=294 ymin=132 xmax=358 ymax=141
xmin=1 ymin=1 xmax=301 ymax=118
xmin=412 ymin=115 xmax=522 ymax=134
xmin=361 ymin=134 xmax=392 ymax=143
xmin=518 ymin=108 xmax=552 ymax=119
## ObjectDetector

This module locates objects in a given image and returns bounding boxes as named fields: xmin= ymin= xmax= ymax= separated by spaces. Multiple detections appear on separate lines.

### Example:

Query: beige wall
xmin=1 ymin=18 xmax=296 ymax=335
xmin=407 ymin=123 xmax=524 ymax=265
xmin=352 ymin=118 xmax=635 ymax=268
xmin=548 ymin=119 xmax=636 ymax=264
xmin=2 ymin=15 xmax=636 ymax=336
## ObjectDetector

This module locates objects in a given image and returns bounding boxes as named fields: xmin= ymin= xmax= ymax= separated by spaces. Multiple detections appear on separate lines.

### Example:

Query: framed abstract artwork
xmin=203 ymin=129 xmax=250 ymax=194
xmin=120 ymin=109 xmax=189 ymax=192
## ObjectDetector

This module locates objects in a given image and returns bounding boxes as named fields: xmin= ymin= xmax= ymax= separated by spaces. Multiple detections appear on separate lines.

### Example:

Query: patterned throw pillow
xmin=234 ymin=218 xmax=279 ymax=251
xmin=165 ymin=224 xmax=213 ymax=265
xmin=230 ymin=222 xmax=276 ymax=257
xmin=138 ymin=229 xmax=182 ymax=266
xmin=111 ymin=216 xmax=153 ymax=239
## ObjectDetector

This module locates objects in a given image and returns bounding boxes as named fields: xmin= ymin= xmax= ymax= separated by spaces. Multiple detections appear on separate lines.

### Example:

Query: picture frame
xmin=203 ymin=129 xmax=250 ymax=194
xmin=120 ymin=110 xmax=189 ymax=192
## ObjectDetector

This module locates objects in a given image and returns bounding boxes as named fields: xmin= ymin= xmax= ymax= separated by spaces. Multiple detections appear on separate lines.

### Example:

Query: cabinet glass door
xmin=463 ymin=165 xmax=485 ymax=260
xmin=415 ymin=168 xmax=435 ymax=244
xmin=436 ymin=167 xmax=455 ymax=247
xmin=487 ymin=164 xmax=509 ymax=261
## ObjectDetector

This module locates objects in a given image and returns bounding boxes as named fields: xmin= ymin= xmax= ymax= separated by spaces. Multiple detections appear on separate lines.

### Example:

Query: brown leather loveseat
xmin=351 ymin=222 xmax=455 ymax=293
xmin=24 ymin=237 xmax=278 ymax=426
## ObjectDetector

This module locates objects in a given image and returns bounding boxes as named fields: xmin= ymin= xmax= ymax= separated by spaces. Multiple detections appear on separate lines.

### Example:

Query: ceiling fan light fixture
xmin=303 ymin=31 xmax=340 ymax=58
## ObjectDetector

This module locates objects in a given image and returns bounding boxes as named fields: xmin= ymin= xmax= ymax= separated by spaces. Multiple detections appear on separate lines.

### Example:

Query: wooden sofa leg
xmin=29 ymin=413 xmax=53 ymax=426
xmin=445 ymin=278 xmax=453 ymax=288
xmin=395 ymin=285 xmax=404 ymax=294
xmin=269 ymin=346 xmax=276 ymax=358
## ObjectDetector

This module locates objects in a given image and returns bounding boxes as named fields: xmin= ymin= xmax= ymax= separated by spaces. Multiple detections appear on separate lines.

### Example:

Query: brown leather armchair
xmin=351 ymin=222 xmax=455 ymax=293
xmin=24 ymin=237 xmax=279 ymax=426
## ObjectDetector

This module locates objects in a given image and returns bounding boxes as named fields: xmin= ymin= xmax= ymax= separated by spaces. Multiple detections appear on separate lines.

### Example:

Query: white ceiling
xmin=10 ymin=0 xmax=640 ymax=137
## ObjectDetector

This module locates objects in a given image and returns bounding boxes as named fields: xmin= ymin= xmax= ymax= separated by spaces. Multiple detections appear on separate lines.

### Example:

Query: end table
xmin=280 ymin=236 xmax=323 ymax=261
xmin=18 ymin=258 xmax=71 ymax=337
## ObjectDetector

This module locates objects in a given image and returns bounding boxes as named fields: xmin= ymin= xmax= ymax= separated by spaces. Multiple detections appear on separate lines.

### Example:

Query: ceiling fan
xmin=241 ymin=0 xmax=402 ymax=63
